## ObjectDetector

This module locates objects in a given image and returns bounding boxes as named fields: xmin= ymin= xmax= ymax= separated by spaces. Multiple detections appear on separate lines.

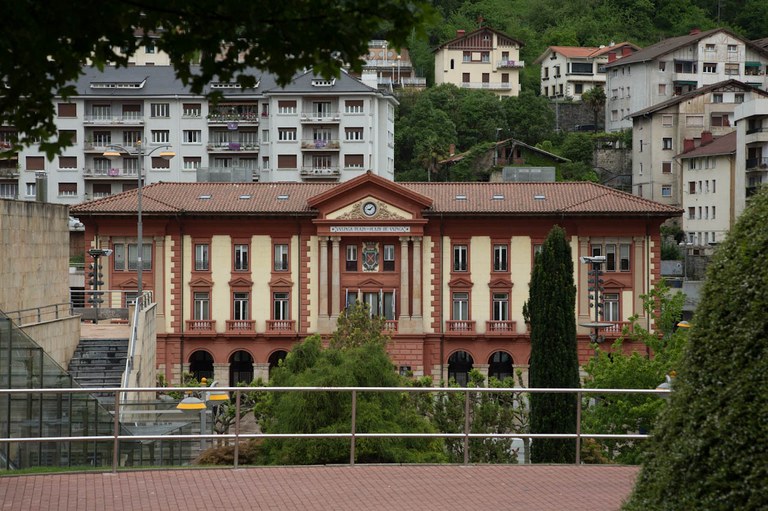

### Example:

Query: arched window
xmin=229 ymin=351 xmax=254 ymax=386
xmin=188 ymin=351 xmax=214 ymax=382
xmin=488 ymin=351 xmax=514 ymax=382
xmin=448 ymin=351 xmax=473 ymax=387
xmin=268 ymin=350 xmax=288 ymax=377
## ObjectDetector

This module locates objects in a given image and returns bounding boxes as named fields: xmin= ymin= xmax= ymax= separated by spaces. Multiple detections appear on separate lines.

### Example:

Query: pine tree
xmin=623 ymin=189 xmax=768 ymax=510
xmin=526 ymin=225 xmax=580 ymax=463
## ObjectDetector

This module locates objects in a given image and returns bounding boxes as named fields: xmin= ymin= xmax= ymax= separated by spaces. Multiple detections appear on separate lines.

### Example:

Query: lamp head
xmin=158 ymin=150 xmax=175 ymax=161
xmin=103 ymin=150 xmax=121 ymax=161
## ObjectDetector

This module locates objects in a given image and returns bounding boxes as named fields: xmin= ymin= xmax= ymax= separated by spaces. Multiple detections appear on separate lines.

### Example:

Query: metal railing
xmin=0 ymin=386 xmax=668 ymax=473
xmin=2 ymin=303 xmax=75 ymax=326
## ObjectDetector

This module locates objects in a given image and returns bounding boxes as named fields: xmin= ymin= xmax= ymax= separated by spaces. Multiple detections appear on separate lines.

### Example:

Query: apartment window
xmin=658 ymin=84 xmax=667 ymax=96
xmin=0 ymin=184 xmax=18 ymax=198
xmin=113 ymin=243 xmax=151 ymax=271
xmin=58 ymin=182 xmax=77 ymax=197
xmin=150 ymin=103 xmax=170 ymax=118
xmin=453 ymin=245 xmax=468 ymax=272
xmin=619 ymin=244 xmax=630 ymax=271
xmin=145 ymin=43 xmax=155 ymax=54
xmin=276 ymin=154 xmax=297 ymax=169
xmin=345 ymin=100 xmax=364 ymax=114
xmin=123 ymin=130 xmax=141 ymax=145
xmin=274 ymin=244 xmax=289 ymax=271
xmin=25 ymin=156 xmax=45 ymax=171
xmin=262 ymin=156 xmax=270 ymax=170
xmin=273 ymin=292 xmax=290 ymax=320
xmin=345 ymin=127 xmax=364 ymax=141
xmin=183 ymin=103 xmax=201 ymax=117
xmin=57 ymin=103 xmax=77 ymax=117
xmin=151 ymin=156 xmax=170 ymax=169
xmin=611 ymin=110 xmax=618 ymax=121
xmin=662 ymin=138 xmax=673 ymax=150
xmin=58 ymin=156 xmax=77 ymax=169
xmin=383 ymin=244 xmax=395 ymax=271
xmin=182 ymin=130 xmax=201 ymax=144
xmin=712 ymin=93 xmax=723 ymax=103
xmin=705 ymin=44 xmax=715 ymax=52
xmin=277 ymin=100 xmax=296 ymax=114
xmin=712 ymin=206 xmax=716 ymax=219
xmin=462 ymin=73 xmax=470 ymax=84
xmin=659 ymin=61 xmax=666 ymax=71
xmin=689 ymin=181 xmax=696 ymax=194
xmin=233 ymin=292 xmax=249 ymax=320
xmin=452 ymin=292 xmax=469 ymax=320
xmin=346 ymin=245 xmax=358 ymax=271
xmin=25 ymin=183 xmax=36 ymax=197
xmin=194 ymin=244 xmax=210 ymax=271
xmin=662 ymin=161 xmax=672 ymax=174
xmin=703 ymin=63 xmax=717 ymax=73
xmin=183 ymin=157 xmax=201 ymax=170
xmin=462 ymin=51 xmax=471 ymax=62
xmin=662 ymin=185 xmax=672 ymax=197
xmin=661 ymin=114 xmax=673 ymax=127
xmin=712 ymin=180 xmax=716 ymax=193
xmin=605 ymin=244 xmax=617 ymax=271
xmin=193 ymin=292 xmax=210 ymax=320
xmin=278 ymin=128 xmax=297 ymax=141
xmin=345 ymin=154 xmax=364 ymax=169
xmin=603 ymin=293 xmax=619 ymax=321
xmin=724 ymin=63 xmax=739 ymax=75
xmin=481 ymin=52 xmax=490 ymax=63
xmin=688 ymin=207 xmax=695 ymax=220
xmin=493 ymin=244 xmax=508 ymax=272
xmin=735 ymin=93 xmax=744 ymax=103
xmin=727 ymin=44 xmax=737 ymax=53
xmin=492 ymin=293 xmax=509 ymax=321
xmin=151 ymin=130 xmax=170 ymax=144
xmin=234 ymin=244 xmax=249 ymax=271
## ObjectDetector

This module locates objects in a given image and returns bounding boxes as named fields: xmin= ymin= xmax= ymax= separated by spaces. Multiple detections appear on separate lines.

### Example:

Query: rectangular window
xmin=345 ymin=127 xmax=364 ymax=141
xmin=59 ymin=156 xmax=77 ymax=169
xmin=345 ymin=100 xmax=364 ymax=114
xmin=123 ymin=130 xmax=141 ymax=146
xmin=620 ymin=244 xmax=630 ymax=271
xmin=662 ymin=138 xmax=672 ymax=150
xmin=605 ymin=244 xmax=616 ymax=271
xmin=126 ymin=243 xmax=151 ymax=271
xmin=183 ymin=103 xmax=201 ymax=117
xmin=194 ymin=292 xmax=210 ymax=320
xmin=712 ymin=206 xmax=716 ymax=219
xmin=345 ymin=154 xmax=364 ymax=168
xmin=274 ymin=244 xmax=289 ymax=271
xmin=57 ymin=103 xmax=77 ymax=117
xmin=195 ymin=244 xmax=210 ymax=271
xmin=233 ymin=292 xmax=249 ymax=320
xmin=150 ymin=103 xmax=170 ymax=118
xmin=235 ymin=244 xmax=249 ymax=271
xmin=703 ymin=63 xmax=717 ymax=73
xmin=182 ymin=130 xmax=201 ymax=144
xmin=151 ymin=130 xmax=170 ymax=144
xmin=278 ymin=128 xmax=297 ymax=141
xmin=277 ymin=154 xmax=297 ymax=169
xmin=712 ymin=93 xmax=723 ymax=103
xmin=492 ymin=293 xmax=509 ymax=321
xmin=603 ymin=293 xmax=619 ymax=321
xmin=724 ymin=63 xmax=739 ymax=75
xmin=151 ymin=156 xmax=170 ymax=169
xmin=277 ymin=100 xmax=297 ymax=114
xmin=452 ymin=292 xmax=469 ymax=321
xmin=273 ymin=292 xmax=289 ymax=320
xmin=453 ymin=245 xmax=468 ymax=272
xmin=26 ymin=156 xmax=45 ymax=171
xmin=58 ymin=182 xmax=77 ymax=197
xmin=183 ymin=157 xmax=201 ymax=170
xmin=688 ymin=207 xmax=695 ymax=220
xmin=25 ymin=183 xmax=36 ymax=197
xmin=689 ymin=181 xmax=696 ymax=194
xmin=493 ymin=244 xmax=508 ymax=272
xmin=346 ymin=245 xmax=358 ymax=271
xmin=662 ymin=161 xmax=672 ymax=173
xmin=662 ymin=185 xmax=672 ymax=197
xmin=658 ymin=84 xmax=667 ymax=95
xmin=383 ymin=244 xmax=395 ymax=271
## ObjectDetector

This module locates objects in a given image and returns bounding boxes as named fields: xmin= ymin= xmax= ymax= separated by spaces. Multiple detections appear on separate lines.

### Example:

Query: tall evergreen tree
xmin=526 ymin=225 xmax=580 ymax=463
xmin=623 ymin=189 xmax=768 ymax=510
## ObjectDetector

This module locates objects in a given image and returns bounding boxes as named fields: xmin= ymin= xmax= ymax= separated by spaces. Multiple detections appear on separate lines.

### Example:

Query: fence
xmin=0 ymin=385 xmax=669 ymax=472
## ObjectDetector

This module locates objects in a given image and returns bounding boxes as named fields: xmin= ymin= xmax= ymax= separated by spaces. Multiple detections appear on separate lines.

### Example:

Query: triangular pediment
xmin=189 ymin=276 xmax=214 ymax=287
xmin=601 ymin=278 xmax=627 ymax=289
xmin=356 ymin=277 xmax=386 ymax=288
xmin=488 ymin=277 xmax=514 ymax=289
xmin=115 ymin=277 xmax=138 ymax=289
xmin=228 ymin=276 xmax=253 ymax=287
xmin=269 ymin=276 xmax=294 ymax=287
xmin=448 ymin=276 xmax=474 ymax=288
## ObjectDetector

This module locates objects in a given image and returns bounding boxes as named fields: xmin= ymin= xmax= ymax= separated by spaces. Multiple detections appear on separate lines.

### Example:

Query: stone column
xmin=474 ymin=363 xmax=490 ymax=382
xmin=577 ymin=237 xmax=590 ymax=325
xmin=633 ymin=236 xmax=646 ymax=320
xmin=319 ymin=237 xmax=329 ymax=319
xmin=399 ymin=236 xmax=410 ymax=320
xmin=331 ymin=237 xmax=341 ymax=318
xmin=213 ymin=363 xmax=229 ymax=386
xmin=411 ymin=236 xmax=422 ymax=319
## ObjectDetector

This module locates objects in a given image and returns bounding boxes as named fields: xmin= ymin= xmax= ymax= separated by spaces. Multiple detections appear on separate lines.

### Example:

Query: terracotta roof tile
xmin=71 ymin=180 xmax=680 ymax=218
xmin=677 ymin=131 xmax=737 ymax=158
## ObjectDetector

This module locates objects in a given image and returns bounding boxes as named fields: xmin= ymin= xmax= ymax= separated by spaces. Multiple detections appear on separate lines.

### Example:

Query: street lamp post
xmin=104 ymin=142 xmax=175 ymax=300
xmin=176 ymin=378 xmax=229 ymax=450
xmin=579 ymin=255 xmax=611 ymax=346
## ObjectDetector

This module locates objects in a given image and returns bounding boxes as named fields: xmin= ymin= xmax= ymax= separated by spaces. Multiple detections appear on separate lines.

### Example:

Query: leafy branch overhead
xmin=0 ymin=0 xmax=434 ymax=157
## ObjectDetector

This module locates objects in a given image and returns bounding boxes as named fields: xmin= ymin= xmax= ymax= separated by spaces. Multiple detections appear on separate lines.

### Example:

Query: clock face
xmin=363 ymin=201 xmax=378 ymax=217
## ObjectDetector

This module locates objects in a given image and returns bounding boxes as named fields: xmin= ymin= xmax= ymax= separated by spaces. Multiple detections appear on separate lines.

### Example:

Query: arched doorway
xmin=448 ymin=350 xmax=473 ymax=386
xmin=268 ymin=350 xmax=288 ymax=378
xmin=229 ymin=351 xmax=254 ymax=386
xmin=188 ymin=350 xmax=214 ymax=382
xmin=488 ymin=351 xmax=514 ymax=382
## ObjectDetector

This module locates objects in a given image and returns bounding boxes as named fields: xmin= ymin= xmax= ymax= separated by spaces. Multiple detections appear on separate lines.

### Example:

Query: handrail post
xmin=463 ymin=389 xmax=471 ymax=465
xmin=575 ymin=390 xmax=582 ymax=465
xmin=350 ymin=390 xmax=357 ymax=466
xmin=112 ymin=390 xmax=120 ymax=473
xmin=233 ymin=389 xmax=241 ymax=469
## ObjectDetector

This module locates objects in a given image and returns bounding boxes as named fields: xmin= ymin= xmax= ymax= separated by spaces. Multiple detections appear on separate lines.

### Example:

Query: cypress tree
xmin=624 ymin=189 xmax=768 ymax=510
xmin=526 ymin=225 xmax=580 ymax=463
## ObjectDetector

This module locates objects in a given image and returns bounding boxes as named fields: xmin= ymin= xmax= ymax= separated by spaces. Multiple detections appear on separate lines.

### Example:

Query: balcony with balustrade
xmin=206 ymin=142 xmax=260 ymax=153
xmin=300 ymin=111 xmax=341 ymax=123
xmin=83 ymin=114 xmax=144 ymax=126
xmin=185 ymin=319 xmax=216 ymax=334
xmin=495 ymin=60 xmax=525 ymax=69
xmin=460 ymin=82 xmax=513 ymax=91
xmin=446 ymin=320 xmax=476 ymax=335
xmin=207 ymin=108 xmax=260 ymax=126
xmin=300 ymin=139 xmax=340 ymax=151
xmin=485 ymin=320 xmax=518 ymax=336
xmin=746 ymin=157 xmax=768 ymax=174
xmin=83 ymin=167 xmax=138 ymax=180
xmin=300 ymin=167 xmax=341 ymax=180
xmin=226 ymin=319 xmax=256 ymax=335
xmin=266 ymin=319 xmax=296 ymax=335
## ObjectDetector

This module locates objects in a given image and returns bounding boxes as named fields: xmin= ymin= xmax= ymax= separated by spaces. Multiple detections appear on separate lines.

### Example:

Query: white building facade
xmin=735 ymin=96 xmax=768 ymax=210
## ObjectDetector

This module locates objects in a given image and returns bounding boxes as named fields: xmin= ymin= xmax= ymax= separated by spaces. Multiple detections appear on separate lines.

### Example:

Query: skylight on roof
xmin=277 ymin=194 xmax=289 ymax=200
xmin=239 ymin=194 xmax=251 ymax=200
xmin=455 ymin=194 xmax=467 ymax=201
xmin=198 ymin=194 xmax=212 ymax=200
xmin=492 ymin=194 xmax=504 ymax=200
xmin=534 ymin=194 xmax=546 ymax=200
xmin=90 ymin=79 xmax=146 ymax=89
xmin=311 ymin=79 xmax=335 ymax=87
xmin=210 ymin=82 xmax=243 ymax=89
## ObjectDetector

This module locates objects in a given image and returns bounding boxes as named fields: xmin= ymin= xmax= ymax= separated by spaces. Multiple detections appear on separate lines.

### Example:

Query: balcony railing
xmin=83 ymin=167 xmax=138 ymax=178
xmin=83 ymin=114 xmax=144 ymax=125
xmin=745 ymin=126 xmax=767 ymax=135
xmin=600 ymin=321 xmax=633 ymax=334
xmin=495 ymin=60 xmax=525 ymax=69
xmin=746 ymin=157 xmax=768 ymax=171
xmin=460 ymin=82 xmax=513 ymax=90
xmin=383 ymin=320 xmax=398 ymax=332
xmin=300 ymin=112 xmax=341 ymax=123
xmin=207 ymin=112 xmax=260 ymax=123
xmin=226 ymin=319 xmax=256 ymax=333
xmin=300 ymin=167 xmax=341 ymax=178
xmin=266 ymin=319 xmax=296 ymax=333
xmin=485 ymin=320 xmax=518 ymax=335
xmin=185 ymin=319 xmax=216 ymax=333
xmin=300 ymin=139 xmax=340 ymax=150
xmin=446 ymin=320 xmax=476 ymax=334
xmin=206 ymin=142 xmax=259 ymax=152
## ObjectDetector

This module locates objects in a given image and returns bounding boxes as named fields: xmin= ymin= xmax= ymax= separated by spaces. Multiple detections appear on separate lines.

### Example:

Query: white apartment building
xmin=0 ymin=66 xmax=397 ymax=205
xmin=357 ymin=40 xmax=426 ymax=90
xmin=735 ymin=96 xmax=768 ymax=208
xmin=605 ymin=28 xmax=768 ymax=132
xmin=433 ymin=27 xmax=524 ymax=97
xmin=534 ymin=43 xmax=639 ymax=101
xmin=630 ymin=80 xmax=768 ymax=207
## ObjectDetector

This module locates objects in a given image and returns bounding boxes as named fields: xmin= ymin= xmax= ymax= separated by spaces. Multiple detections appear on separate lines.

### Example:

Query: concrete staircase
xmin=67 ymin=338 xmax=129 ymax=403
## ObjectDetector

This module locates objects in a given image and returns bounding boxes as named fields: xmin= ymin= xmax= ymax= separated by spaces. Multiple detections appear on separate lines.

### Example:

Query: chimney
xmin=608 ymin=52 xmax=617 ymax=63
xmin=449 ymin=143 xmax=456 ymax=156
xmin=683 ymin=138 xmax=696 ymax=153
xmin=701 ymin=131 xmax=714 ymax=146
xmin=689 ymin=28 xmax=701 ymax=35
xmin=622 ymin=45 xmax=632 ymax=57
xmin=456 ymin=29 xmax=465 ymax=37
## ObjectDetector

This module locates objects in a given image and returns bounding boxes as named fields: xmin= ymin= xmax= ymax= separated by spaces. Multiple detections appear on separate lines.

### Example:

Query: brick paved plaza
xmin=0 ymin=464 xmax=639 ymax=510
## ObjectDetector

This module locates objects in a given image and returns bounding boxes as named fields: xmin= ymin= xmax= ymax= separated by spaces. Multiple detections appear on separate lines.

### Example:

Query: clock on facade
xmin=362 ymin=201 xmax=378 ymax=217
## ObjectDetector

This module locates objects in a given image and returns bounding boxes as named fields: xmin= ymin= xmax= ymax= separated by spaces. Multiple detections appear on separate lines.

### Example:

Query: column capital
xmin=330 ymin=236 xmax=342 ymax=244
xmin=319 ymin=236 xmax=330 ymax=243
xmin=399 ymin=236 xmax=410 ymax=244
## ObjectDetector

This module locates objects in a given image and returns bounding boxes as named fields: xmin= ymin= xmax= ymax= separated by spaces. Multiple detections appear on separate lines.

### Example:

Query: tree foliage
xmin=526 ymin=225 xmax=580 ymax=463
xmin=1 ymin=0 xmax=434 ymax=157
xmin=623 ymin=188 xmax=768 ymax=510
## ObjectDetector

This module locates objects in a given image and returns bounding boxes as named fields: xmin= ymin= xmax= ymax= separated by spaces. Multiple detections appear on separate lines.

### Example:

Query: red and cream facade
xmin=71 ymin=173 xmax=680 ymax=386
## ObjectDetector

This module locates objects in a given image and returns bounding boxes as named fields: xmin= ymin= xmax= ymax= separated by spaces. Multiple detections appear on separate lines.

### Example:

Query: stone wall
xmin=549 ymin=102 xmax=603 ymax=132
xmin=0 ymin=199 xmax=71 ymax=312
xmin=595 ymin=147 xmax=632 ymax=192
